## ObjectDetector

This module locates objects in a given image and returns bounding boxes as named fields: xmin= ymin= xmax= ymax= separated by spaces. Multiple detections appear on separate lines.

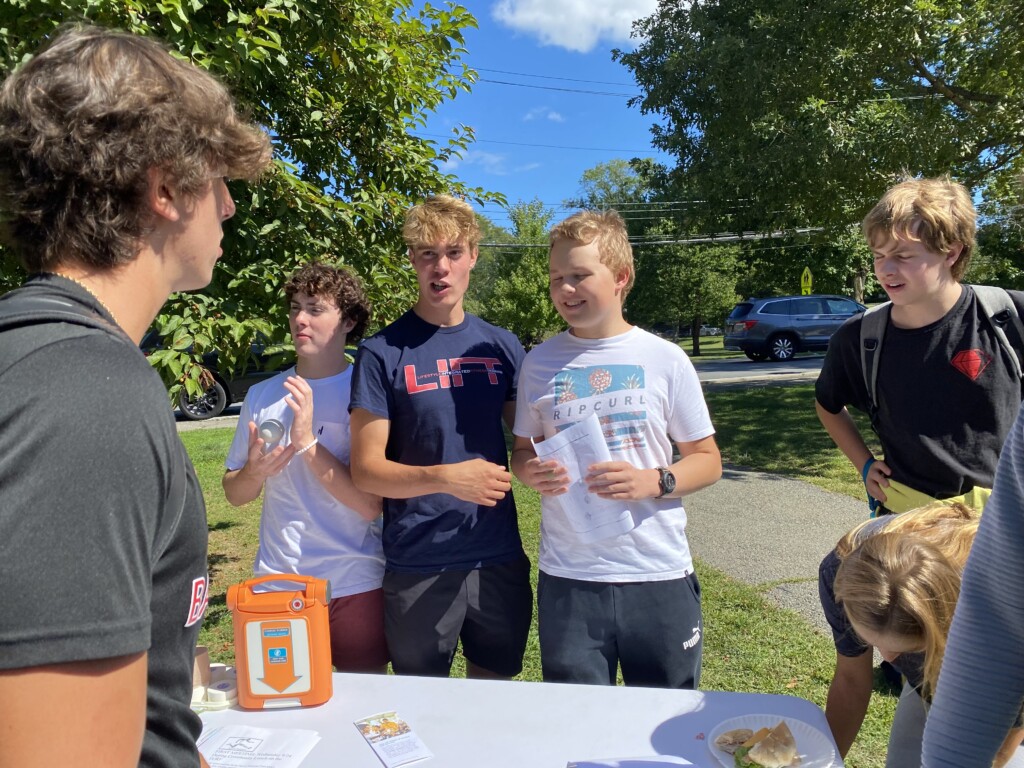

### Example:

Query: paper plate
xmin=567 ymin=759 xmax=694 ymax=768
xmin=707 ymin=714 xmax=837 ymax=768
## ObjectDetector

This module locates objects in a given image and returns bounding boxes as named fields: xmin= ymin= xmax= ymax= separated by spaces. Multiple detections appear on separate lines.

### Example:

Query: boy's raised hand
xmin=586 ymin=461 xmax=659 ymax=500
xmin=519 ymin=457 xmax=570 ymax=496
xmin=283 ymin=375 xmax=316 ymax=450
xmin=242 ymin=420 xmax=296 ymax=480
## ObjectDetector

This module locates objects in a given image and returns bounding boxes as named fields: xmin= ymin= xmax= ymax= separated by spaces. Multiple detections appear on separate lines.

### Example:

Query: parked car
xmin=699 ymin=324 xmax=722 ymax=336
xmin=141 ymin=330 xmax=291 ymax=420
xmin=723 ymin=294 xmax=866 ymax=362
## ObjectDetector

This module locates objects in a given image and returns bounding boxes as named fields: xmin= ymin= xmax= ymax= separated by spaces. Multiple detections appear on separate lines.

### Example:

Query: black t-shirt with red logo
xmin=816 ymin=285 xmax=1024 ymax=500
xmin=0 ymin=276 xmax=208 ymax=767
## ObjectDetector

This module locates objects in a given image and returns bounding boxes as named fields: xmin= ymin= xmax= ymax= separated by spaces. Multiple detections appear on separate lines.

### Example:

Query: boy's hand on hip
xmin=443 ymin=459 xmax=513 ymax=506
xmin=586 ymin=461 xmax=659 ymax=500
xmin=864 ymin=459 xmax=891 ymax=503
xmin=520 ymin=457 xmax=569 ymax=496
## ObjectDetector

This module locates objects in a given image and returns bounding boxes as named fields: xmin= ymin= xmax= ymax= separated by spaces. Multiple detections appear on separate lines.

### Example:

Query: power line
xmin=480 ymin=227 xmax=824 ymax=248
xmin=479 ymin=78 xmax=637 ymax=98
xmin=476 ymin=67 xmax=637 ymax=88
xmin=417 ymin=131 xmax=660 ymax=154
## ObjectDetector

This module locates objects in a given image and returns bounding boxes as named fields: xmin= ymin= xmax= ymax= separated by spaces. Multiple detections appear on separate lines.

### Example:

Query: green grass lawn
xmin=183 ymin=404 xmax=891 ymax=767
xmin=704 ymin=383 xmax=881 ymax=499
xmin=677 ymin=335 xmax=743 ymax=359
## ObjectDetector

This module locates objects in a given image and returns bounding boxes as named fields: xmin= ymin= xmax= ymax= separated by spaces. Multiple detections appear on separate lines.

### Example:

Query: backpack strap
xmin=971 ymin=284 xmax=1024 ymax=381
xmin=859 ymin=302 xmax=891 ymax=422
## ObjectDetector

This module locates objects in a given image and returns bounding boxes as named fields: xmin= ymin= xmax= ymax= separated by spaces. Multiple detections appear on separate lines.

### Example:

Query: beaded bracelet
xmin=295 ymin=438 xmax=318 ymax=456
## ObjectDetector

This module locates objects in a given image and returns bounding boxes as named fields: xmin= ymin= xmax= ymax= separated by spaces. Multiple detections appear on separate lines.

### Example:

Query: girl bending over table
xmin=819 ymin=502 xmax=1024 ymax=767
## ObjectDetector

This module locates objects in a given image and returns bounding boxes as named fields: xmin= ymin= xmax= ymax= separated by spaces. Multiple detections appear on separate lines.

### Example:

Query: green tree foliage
xmin=616 ymin=0 xmax=1024 ymax=232
xmin=0 ymin=0 xmax=495 ymax=399
xmin=564 ymin=159 xmax=742 ymax=348
xmin=736 ymin=230 xmax=876 ymax=303
xmin=628 ymin=221 xmax=742 ymax=354
xmin=469 ymin=199 xmax=563 ymax=347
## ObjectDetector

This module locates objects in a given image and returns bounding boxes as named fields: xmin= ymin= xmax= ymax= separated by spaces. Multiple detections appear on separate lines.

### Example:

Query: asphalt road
xmin=692 ymin=353 xmax=824 ymax=387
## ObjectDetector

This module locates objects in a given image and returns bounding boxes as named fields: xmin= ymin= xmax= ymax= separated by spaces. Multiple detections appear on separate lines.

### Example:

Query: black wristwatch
xmin=655 ymin=467 xmax=676 ymax=498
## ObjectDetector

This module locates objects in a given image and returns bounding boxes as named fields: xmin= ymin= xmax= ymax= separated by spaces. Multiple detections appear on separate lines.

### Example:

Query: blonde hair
xmin=862 ymin=176 xmax=976 ymax=281
xmin=549 ymin=210 xmax=635 ymax=300
xmin=834 ymin=502 xmax=979 ymax=698
xmin=402 ymin=194 xmax=480 ymax=250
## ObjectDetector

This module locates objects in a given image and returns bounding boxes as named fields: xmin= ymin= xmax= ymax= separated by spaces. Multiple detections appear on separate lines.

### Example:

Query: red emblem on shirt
xmin=951 ymin=349 xmax=992 ymax=381
xmin=185 ymin=576 xmax=209 ymax=627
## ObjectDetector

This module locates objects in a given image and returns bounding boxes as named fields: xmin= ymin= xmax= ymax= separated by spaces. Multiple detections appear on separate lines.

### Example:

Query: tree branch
xmin=911 ymin=56 xmax=1002 ymax=108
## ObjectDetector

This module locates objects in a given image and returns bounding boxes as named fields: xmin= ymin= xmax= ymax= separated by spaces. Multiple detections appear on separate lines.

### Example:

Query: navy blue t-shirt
xmin=350 ymin=310 xmax=526 ymax=571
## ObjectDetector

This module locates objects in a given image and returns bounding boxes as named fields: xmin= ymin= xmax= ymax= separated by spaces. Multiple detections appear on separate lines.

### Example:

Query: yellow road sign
xmin=801 ymin=267 xmax=813 ymax=295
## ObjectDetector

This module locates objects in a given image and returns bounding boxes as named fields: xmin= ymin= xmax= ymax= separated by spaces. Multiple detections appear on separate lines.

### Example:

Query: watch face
xmin=660 ymin=468 xmax=676 ymax=495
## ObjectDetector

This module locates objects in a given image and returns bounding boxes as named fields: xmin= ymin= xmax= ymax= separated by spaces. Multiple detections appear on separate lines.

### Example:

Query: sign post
xmin=801 ymin=267 xmax=813 ymax=296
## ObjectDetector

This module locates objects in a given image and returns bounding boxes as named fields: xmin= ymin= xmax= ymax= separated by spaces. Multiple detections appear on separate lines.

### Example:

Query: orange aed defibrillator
xmin=226 ymin=574 xmax=333 ymax=709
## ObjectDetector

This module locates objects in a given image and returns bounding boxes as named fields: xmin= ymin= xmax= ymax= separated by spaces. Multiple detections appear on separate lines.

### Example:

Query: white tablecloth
xmin=200 ymin=673 xmax=843 ymax=767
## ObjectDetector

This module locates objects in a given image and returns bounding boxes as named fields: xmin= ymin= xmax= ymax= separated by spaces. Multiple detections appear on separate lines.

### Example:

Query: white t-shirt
xmin=226 ymin=366 xmax=385 ymax=598
xmin=514 ymin=327 xmax=715 ymax=582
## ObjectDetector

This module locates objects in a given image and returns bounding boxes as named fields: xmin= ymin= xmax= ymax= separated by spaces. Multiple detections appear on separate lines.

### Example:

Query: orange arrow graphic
xmin=259 ymin=621 xmax=299 ymax=692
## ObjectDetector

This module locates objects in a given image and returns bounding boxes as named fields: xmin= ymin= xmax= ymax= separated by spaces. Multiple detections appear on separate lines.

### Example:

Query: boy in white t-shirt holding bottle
xmin=223 ymin=263 xmax=387 ymax=672
xmin=511 ymin=210 xmax=722 ymax=688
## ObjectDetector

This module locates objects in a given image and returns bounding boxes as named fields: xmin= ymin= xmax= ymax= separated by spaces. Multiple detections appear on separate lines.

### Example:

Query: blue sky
xmin=421 ymin=0 xmax=670 ymax=234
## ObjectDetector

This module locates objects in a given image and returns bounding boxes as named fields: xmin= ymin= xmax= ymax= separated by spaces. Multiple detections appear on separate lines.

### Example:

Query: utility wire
xmin=479 ymin=78 xmax=637 ymax=98
xmin=476 ymin=67 xmax=637 ymax=88
xmin=480 ymin=227 xmax=824 ymax=248
xmin=415 ymin=131 xmax=659 ymax=155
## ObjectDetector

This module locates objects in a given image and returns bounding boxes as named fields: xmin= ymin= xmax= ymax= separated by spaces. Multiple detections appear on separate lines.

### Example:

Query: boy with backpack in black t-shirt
xmin=816 ymin=175 xmax=1024 ymax=515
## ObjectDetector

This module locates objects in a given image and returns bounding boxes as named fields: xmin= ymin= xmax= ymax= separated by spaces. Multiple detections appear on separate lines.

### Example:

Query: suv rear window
xmin=728 ymin=303 xmax=754 ymax=320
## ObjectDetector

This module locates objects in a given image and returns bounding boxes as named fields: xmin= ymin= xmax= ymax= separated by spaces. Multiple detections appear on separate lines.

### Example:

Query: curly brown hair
xmin=0 ymin=23 xmax=272 ymax=272
xmin=284 ymin=262 xmax=372 ymax=343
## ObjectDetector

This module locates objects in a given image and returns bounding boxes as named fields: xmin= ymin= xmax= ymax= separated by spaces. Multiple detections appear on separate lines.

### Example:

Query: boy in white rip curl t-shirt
xmin=511 ymin=210 xmax=722 ymax=688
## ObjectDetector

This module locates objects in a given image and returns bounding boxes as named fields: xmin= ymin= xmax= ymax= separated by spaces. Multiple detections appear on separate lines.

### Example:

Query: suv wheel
xmin=177 ymin=378 xmax=228 ymax=420
xmin=768 ymin=334 xmax=797 ymax=362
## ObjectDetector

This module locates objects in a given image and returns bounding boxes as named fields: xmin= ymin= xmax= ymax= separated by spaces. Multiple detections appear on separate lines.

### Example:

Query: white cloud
xmin=493 ymin=0 xmax=658 ymax=53
xmin=442 ymin=151 xmax=543 ymax=177
xmin=523 ymin=107 xmax=566 ymax=123
xmin=458 ymin=150 xmax=513 ymax=176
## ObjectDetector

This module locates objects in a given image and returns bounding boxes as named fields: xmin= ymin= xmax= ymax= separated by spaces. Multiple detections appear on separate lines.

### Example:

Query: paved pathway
xmin=686 ymin=465 xmax=867 ymax=636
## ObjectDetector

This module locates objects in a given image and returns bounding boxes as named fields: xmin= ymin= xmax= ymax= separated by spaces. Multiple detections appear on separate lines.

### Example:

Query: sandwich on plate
xmin=715 ymin=721 xmax=799 ymax=767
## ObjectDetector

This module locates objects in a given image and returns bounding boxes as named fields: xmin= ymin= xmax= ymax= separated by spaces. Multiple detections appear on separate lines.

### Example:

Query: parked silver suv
xmin=724 ymin=294 xmax=866 ymax=361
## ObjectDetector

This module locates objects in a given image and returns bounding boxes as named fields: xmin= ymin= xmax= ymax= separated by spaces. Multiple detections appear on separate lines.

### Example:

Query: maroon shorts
xmin=328 ymin=588 xmax=389 ymax=672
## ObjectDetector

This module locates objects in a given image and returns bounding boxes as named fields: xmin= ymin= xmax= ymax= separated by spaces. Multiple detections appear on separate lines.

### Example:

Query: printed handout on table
xmin=197 ymin=724 xmax=320 ymax=768
xmin=355 ymin=711 xmax=433 ymax=767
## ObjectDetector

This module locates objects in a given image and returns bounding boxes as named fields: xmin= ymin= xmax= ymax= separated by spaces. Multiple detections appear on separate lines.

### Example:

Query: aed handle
xmin=226 ymin=574 xmax=330 ymax=612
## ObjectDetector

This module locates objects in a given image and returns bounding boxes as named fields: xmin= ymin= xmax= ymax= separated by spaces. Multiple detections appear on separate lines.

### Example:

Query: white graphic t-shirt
xmin=514 ymin=327 xmax=715 ymax=581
